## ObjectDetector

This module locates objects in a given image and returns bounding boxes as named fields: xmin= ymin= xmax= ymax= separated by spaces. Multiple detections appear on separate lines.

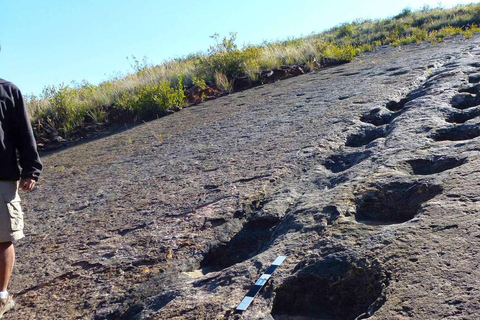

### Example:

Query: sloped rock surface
xmin=11 ymin=35 xmax=480 ymax=319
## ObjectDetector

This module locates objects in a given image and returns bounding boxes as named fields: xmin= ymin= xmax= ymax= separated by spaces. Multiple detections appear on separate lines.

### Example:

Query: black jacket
xmin=0 ymin=78 xmax=42 ymax=181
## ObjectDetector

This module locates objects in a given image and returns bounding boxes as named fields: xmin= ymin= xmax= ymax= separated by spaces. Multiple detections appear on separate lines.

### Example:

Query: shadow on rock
xmin=271 ymin=252 xmax=387 ymax=320
xmin=354 ymin=181 xmax=443 ymax=224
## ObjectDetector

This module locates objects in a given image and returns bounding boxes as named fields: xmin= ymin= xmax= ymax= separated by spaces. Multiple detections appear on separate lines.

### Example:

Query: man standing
xmin=0 ymin=78 xmax=42 ymax=317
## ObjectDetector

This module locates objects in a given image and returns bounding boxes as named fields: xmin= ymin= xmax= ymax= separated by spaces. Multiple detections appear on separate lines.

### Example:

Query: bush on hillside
xmin=118 ymin=77 xmax=185 ymax=121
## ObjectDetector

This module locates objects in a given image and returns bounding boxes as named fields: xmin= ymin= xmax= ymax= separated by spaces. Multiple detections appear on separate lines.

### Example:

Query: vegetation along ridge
xmin=26 ymin=3 xmax=480 ymax=148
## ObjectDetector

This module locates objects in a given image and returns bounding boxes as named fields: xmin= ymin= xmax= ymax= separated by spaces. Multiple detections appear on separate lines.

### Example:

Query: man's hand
xmin=19 ymin=178 xmax=36 ymax=191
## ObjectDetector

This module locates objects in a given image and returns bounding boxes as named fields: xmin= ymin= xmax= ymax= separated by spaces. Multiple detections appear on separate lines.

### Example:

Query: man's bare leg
xmin=0 ymin=242 xmax=14 ymax=292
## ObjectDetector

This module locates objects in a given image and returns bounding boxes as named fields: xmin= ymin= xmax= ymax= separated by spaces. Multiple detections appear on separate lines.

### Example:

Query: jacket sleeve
xmin=13 ymin=87 xmax=43 ymax=181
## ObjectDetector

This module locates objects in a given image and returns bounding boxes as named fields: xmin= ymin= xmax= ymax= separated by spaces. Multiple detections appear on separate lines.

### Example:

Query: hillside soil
xmin=10 ymin=35 xmax=480 ymax=319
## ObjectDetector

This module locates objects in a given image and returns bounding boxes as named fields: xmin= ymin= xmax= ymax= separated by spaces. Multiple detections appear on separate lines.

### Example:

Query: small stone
xmin=51 ymin=135 xmax=66 ymax=143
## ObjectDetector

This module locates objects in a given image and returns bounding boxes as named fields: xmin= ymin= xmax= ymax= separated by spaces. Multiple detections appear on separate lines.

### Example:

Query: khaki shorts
xmin=0 ymin=181 xmax=24 ymax=242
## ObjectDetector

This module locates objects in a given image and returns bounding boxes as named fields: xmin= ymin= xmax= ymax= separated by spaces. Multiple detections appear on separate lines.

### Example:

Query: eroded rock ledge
xmin=14 ymin=35 xmax=480 ymax=320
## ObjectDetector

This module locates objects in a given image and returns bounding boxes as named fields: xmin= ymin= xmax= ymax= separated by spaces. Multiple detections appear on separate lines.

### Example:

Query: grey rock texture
xmin=12 ymin=35 xmax=480 ymax=319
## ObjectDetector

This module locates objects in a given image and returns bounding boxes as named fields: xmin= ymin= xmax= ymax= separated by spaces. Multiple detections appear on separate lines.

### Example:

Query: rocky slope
xmin=11 ymin=35 xmax=480 ymax=319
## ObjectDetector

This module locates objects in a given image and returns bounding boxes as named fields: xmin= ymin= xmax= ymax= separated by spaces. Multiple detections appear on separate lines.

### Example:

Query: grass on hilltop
xmin=27 ymin=3 xmax=480 ymax=140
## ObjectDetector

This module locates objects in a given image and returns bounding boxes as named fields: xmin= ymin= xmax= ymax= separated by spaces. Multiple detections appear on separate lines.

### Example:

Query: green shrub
xmin=198 ymin=32 xmax=244 ymax=81
xmin=197 ymin=33 xmax=261 ymax=82
xmin=322 ymin=43 xmax=356 ymax=62
xmin=192 ymin=75 xmax=207 ymax=90
xmin=336 ymin=23 xmax=356 ymax=39
xmin=41 ymin=84 xmax=86 ymax=137
xmin=394 ymin=8 xmax=413 ymax=20
xmin=118 ymin=77 xmax=185 ymax=120
xmin=438 ymin=25 xmax=464 ymax=39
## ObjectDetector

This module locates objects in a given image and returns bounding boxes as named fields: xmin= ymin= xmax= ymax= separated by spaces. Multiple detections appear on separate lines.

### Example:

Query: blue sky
xmin=0 ymin=0 xmax=477 ymax=96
